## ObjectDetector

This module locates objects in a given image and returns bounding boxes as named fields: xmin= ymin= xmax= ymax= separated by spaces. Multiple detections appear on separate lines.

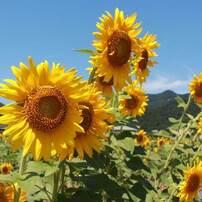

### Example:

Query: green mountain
xmin=135 ymin=90 xmax=201 ymax=132
xmin=0 ymin=91 xmax=201 ymax=132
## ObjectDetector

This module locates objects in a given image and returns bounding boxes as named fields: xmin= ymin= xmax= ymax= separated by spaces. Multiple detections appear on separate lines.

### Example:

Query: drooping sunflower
xmin=189 ymin=73 xmax=202 ymax=104
xmin=178 ymin=161 xmax=202 ymax=202
xmin=197 ymin=117 xmax=202 ymax=135
xmin=133 ymin=33 xmax=159 ymax=83
xmin=0 ymin=183 xmax=26 ymax=202
xmin=94 ymin=76 xmax=113 ymax=97
xmin=0 ymin=57 xmax=85 ymax=160
xmin=90 ymin=8 xmax=142 ymax=90
xmin=119 ymin=82 xmax=148 ymax=116
xmin=0 ymin=163 xmax=13 ymax=174
xmin=134 ymin=130 xmax=150 ymax=147
xmin=72 ymin=85 xmax=110 ymax=159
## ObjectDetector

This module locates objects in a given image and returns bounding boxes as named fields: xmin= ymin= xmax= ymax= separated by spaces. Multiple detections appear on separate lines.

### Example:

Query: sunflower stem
xmin=60 ymin=161 xmax=66 ymax=194
xmin=192 ymin=132 xmax=199 ymax=142
xmin=14 ymin=154 xmax=27 ymax=202
xmin=52 ymin=169 xmax=60 ymax=202
xmin=88 ymin=67 xmax=96 ymax=84
xmin=14 ymin=185 xmax=21 ymax=202
xmin=163 ymin=95 xmax=191 ymax=169
xmin=19 ymin=154 xmax=27 ymax=176
xmin=193 ymin=144 xmax=202 ymax=161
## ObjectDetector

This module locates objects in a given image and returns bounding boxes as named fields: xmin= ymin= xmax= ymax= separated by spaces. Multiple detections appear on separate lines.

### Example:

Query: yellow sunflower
xmin=134 ymin=130 xmax=150 ymax=147
xmin=72 ymin=85 xmax=110 ymax=159
xmin=0 ymin=57 xmax=85 ymax=160
xmin=0 ymin=163 xmax=13 ymax=174
xmin=157 ymin=137 xmax=170 ymax=147
xmin=189 ymin=73 xmax=202 ymax=104
xmin=178 ymin=161 xmax=202 ymax=202
xmin=94 ymin=76 xmax=113 ymax=97
xmin=90 ymin=8 xmax=142 ymax=90
xmin=197 ymin=117 xmax=202 ymax=135
xmin=119 ymin=82 xmax=148 ymax=116
xmin=143 ymin=137 xmax=151 ymax=147
xmin=133 ymin=33 xmax=159 ymax=83
xmin=0 ymin=183 xmax=26 ymax=202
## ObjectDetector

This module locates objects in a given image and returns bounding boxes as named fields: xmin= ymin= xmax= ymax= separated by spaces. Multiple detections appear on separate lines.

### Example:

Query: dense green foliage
xmin=0 ymin=94 xmax=201 ymax=201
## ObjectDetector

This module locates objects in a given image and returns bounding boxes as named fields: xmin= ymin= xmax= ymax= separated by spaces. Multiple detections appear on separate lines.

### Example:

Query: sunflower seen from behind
xmin=119 ymin=82 xmax=148 ymax=117
xmin=0 ymin=57 xmax=85 ymax=160
xmin=189 ymin=73 xmax=202 ymax=104
xmin=178 ymin=161 xmax=202 ymax=202
xmin=133 ymin=33 xmax=159 ymax=84
xmin=73 ymin=85 xmax=111 ymax=159
xmin=91 ymin=8 xmax=142 ymax=91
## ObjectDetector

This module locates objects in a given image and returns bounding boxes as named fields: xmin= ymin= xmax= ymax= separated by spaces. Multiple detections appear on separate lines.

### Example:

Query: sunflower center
xmin=2 ymin=167 xmax=8 ymax=174
xmin=186 ymin=173 xmax=200 ymax=193
xmin=137 ymin=134 xmax=143 ymax=143
xmin=195 ymin=82 xmax=202 ymax=97
xmin=107 ymin=31 xmax=132 ymax=66
xmin=99 ymin=76 xmax=113 ymax=86
xmin=125 ymin=96 xmax=139 ymax=109
xmin=25 ymin=86 xmax=67 ymax=132
xmin=138 ymin=49 xmax=149 ymax=71
xmin=79 ymin=102 xmax=93 ymax=132
xmin=159 ymin=140 xmax=164 ymax=146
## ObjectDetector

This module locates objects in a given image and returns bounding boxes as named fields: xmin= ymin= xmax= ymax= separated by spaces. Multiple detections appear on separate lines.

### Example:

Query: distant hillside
xmin=0 ymin=92 xmax=200 ymax=133
xmin=133 ymin=90 xmax=201 ymax=131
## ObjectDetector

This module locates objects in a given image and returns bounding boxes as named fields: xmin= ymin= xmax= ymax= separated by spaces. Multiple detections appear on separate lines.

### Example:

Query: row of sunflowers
xmin=0 ymin=8 xmax=201 ymax=202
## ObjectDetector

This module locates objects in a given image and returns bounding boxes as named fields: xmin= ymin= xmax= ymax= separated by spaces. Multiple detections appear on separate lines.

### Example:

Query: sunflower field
xmin=0 ymin=8 xmax=202 ymax=202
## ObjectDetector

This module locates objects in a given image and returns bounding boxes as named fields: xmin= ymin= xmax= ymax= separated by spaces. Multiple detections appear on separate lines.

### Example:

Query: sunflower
xmin=189 ymin=73 xmax=202 ymax=104
xmin=133 ymin=33 xmax=159 ymax=83
xmin=94 ymin=76 xmax=113 ymax=96
xmin=135 ymin=130 xmax=150 ymax=147
xmin=72 ymin=85 xmax=110 ymax=159
xmin=197 ymin=117 xmax=202 ymax=135
xmin=119 ymin=82 xmax=148 ymax=116
xmin=90 ymin=8 xmax=142 ymax=90
xmin=178 ymin=161 xmax=202 ymax=202
xmin=0 ymin=163 xmax=13 ymax=174
xmin=0 ymin=183 xmax=26 ymax=202
xmin=0 ymin=57 xmax=85 ymax=160
xmin=157 ymin=137 xmax=170 ymax=147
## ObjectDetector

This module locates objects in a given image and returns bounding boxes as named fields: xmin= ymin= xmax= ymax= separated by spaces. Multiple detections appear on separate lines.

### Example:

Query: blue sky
xmin=0 ymin=0 xmax=202 ymax=103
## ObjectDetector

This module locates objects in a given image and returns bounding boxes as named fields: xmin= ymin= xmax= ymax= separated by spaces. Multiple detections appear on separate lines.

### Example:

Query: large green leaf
xmin=73 ymin=173 xmax=125 ymax=199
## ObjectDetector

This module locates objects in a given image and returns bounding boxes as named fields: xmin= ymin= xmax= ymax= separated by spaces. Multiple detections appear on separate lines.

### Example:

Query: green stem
xmin=193 ymin=144 xmax=202 ymax=161
xmin=52 ymin=170 xmax=60 ymax=202
xmin=168 ymin=186 xmax=177 ymax=202
xmin=60 ymin=161 xmax=66 ymax=194
xmin=14 ymin=187 xmax=21 ymax=202
xmin=178 ymin=95 xmax=192 ymax=130
xmin=164 ymin=95 xmax=191 ymax=169
xmin=192 ymin=132 xmax=199 ymax=142
xmin=14 ymin=154 xmax=27 ymax=202
xmin=19 ymin=154 xmax=27 ymax=175
xmin=88 ymin=67 xmax=96 ymax=84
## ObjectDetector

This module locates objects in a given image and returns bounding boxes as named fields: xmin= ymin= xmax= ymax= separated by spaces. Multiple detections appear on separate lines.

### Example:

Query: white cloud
xmin=143 ymin=76 xmax=188 ymax=94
